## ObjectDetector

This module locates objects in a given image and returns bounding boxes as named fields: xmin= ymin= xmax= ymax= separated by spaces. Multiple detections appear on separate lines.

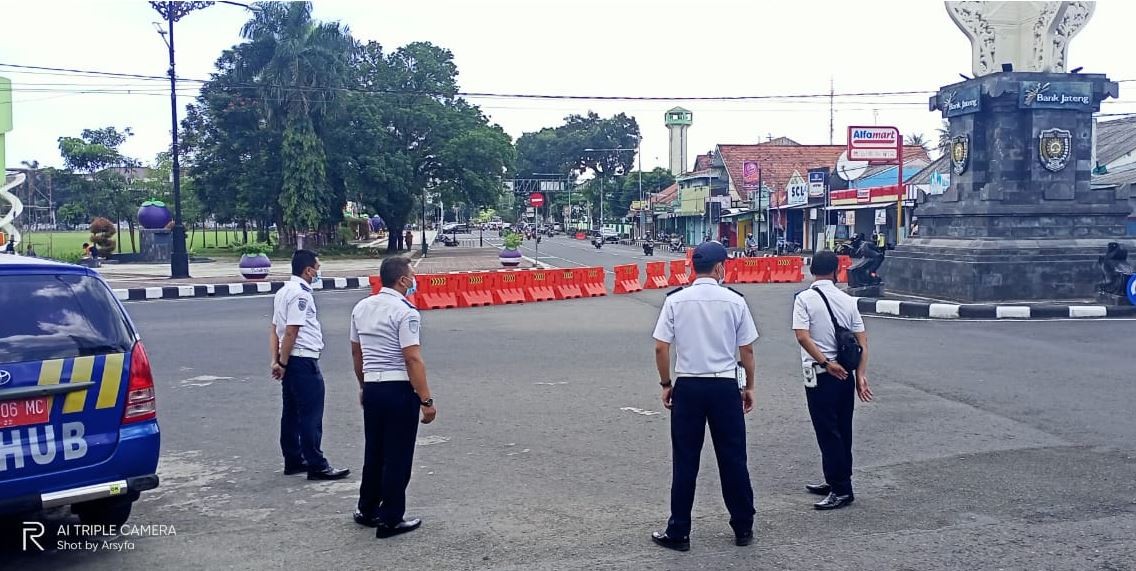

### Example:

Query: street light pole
xmin=151 ymin=1 xmax=247 ymax=278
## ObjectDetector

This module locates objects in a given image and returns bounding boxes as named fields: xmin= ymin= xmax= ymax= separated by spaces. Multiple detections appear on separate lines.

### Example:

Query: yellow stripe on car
xmin=95 ymin=353 xmax=125 ymax=410
xmin=63 ymin=356 xmax=96 ymax=414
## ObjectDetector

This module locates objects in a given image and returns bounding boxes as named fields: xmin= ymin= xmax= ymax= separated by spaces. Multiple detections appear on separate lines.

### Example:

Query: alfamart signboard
xmin=847 ymin=126 xmax=900 ymax=162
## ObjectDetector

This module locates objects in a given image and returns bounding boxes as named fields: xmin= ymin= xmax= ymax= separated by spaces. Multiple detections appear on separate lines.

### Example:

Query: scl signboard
xmin=786 ymin=171 xmax=808 ymax=207
xmin=847 ymin=126 xmax=900 ymax=161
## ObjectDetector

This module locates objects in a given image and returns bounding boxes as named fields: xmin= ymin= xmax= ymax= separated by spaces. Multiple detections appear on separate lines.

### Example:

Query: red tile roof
xmin=651 ymin=183 xmax=679 ymax=204
xmin=692 ymin=153 xmax=714 ymax=172
xmin=718 ymin=143 xmax=929 ymax=201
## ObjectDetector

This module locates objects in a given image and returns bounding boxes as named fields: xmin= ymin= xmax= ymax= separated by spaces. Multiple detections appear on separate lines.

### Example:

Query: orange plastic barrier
xmin=769 ymin=257 xmax=804 ymax=283
xmin=837 ymin=255 xmax=852 ymax=283
xmin=685 ymin=247 xmax=694 ymax=265
xmin=491 ymin=270 xmax=526 ymax=304
xmin=667 ymin=259 xmax=690 ymax=286
xmin=581 ymin=267 xmax=607 ymax=297
xmin=733 ymin=257 xmax=769 ymax=284
xmin=413 ymin=274 xmax=460 ymax=310
xmin=645 ymin=261 xmax=669 ymax=289
xmin=576 ymin=232 xmax=587 ymax=240
xmin=723 ymin=258 xmax=740 ymax=284
xmin=457 ymin=272 xmax=495 ymax=308
xmin=369 ymin=275 xmax=383 ymax=295
xmin=525 ymin=269 xmax=558 ymax=302
xmin=613 ymin=264 xmax=643 ymax=294
xmin=557 ymin=269 xmax=585 ymax=299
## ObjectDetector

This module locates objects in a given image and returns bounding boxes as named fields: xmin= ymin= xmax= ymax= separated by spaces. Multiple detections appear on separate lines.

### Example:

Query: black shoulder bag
xmin=811 ymin=287 xmax=862 ymax=371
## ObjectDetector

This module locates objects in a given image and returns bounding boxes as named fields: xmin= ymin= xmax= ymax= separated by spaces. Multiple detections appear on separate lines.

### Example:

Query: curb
xmin=113 ymin=276 xmax=372 ymax=302
xmin=854 ymin=297 xmax=1136 ymax=320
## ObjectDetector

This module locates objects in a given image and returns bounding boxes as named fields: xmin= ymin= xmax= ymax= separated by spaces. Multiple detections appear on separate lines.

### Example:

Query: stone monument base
xmin=887 ymin=238 xmax=1136 ymax=303
xmin=138 ymin=229 xmax=172 ymax=263
xmin=1096 ymin=291 xmax=1132 ymax=306
xmin=847 ymin=285 xmax=885 ymax=298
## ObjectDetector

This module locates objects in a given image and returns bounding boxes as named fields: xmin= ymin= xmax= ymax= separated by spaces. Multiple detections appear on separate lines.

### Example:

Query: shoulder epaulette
xmin=299 ymin=283 xmax=312 ymax=293
xmin=401 ymin=299 xmax=418 ymax=310
xmin=726 ymin=287 xmax=745 ymax=298
xmin=666 ymin=287 xmax=684 ymax=296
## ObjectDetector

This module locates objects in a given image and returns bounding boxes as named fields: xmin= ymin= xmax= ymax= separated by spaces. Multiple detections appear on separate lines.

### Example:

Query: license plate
xmin=0 ymin=397 xmax=52 ymax=428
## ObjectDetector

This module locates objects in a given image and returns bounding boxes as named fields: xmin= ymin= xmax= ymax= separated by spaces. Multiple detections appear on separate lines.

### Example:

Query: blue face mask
xmin=312 ymin=270 xmax=322 ymax=287
xmin=406 ymin=277 xmax=418 ymax=297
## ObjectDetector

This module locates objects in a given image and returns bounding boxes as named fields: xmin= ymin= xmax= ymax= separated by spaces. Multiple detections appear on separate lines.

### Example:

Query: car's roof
xmin=0 ymin=255 xmax=96 ymax=276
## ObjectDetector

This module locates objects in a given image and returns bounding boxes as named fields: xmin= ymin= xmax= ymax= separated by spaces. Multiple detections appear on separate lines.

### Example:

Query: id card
xmin=802 ymin=365 xmax=818 ymax=388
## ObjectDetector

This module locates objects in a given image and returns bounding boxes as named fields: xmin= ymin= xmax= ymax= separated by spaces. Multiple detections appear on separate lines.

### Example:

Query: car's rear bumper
xmin=0 ymin=474 xmax=158 ymax=515
xmin=0 ymin=420 xmax=160 ymax=516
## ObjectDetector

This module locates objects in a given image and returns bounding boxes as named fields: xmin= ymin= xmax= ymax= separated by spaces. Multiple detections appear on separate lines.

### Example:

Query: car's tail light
xmin=122 ymin=341 xmax=157 ymax=424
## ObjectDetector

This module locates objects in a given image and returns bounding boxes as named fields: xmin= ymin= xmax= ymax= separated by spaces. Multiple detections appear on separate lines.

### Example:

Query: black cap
xmin=692 ymin=241 xmax=728 ymax=265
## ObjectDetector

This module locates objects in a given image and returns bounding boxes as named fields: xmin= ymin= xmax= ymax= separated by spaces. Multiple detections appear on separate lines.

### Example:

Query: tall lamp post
xmin=151 ymin=0 xmax=248 ymax=278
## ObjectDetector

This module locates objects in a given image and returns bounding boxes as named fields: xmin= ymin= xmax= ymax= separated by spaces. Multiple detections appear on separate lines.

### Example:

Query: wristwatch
xmin=659 ymin=379 xmax=673 ymax=388
xmin=420 ymin=397 xmax=434 ymax=407
xmin=818 ymin=361 xmax=830 ymax=370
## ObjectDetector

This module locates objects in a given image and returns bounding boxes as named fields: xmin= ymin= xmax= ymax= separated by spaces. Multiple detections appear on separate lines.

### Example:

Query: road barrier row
xmin=369 ymin=256 xmax=806 ymax=308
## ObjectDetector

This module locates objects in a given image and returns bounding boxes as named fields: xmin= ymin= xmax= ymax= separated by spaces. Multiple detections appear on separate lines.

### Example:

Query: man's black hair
xmin=811 ymin=250 xmax=839 ymax=277
xmin=692 ymin=259 xmax=719 ymax=275
xmin=291 ymin=249 xmax=319 ymax=276
xmin=380 ymin=256 xmax=413 ymax=288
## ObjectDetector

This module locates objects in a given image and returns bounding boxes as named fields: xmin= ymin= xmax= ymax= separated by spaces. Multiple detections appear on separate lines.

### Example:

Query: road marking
xmin=620 ymin=406 xmax=661 ymax=416
xmin=416 ymin=435 xmax=450 ymax=446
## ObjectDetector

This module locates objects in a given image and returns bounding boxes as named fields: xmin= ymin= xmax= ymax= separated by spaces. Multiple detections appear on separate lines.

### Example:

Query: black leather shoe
xmin=651 ymin=531 xmax=690 ymax=552
xmin=283 ymin=463 xmax=310 ymax=476
xmin=307 ymin=466 xmax=351 ymax=480
xmin=353 ymin=510 xmax=381 ymax=527
xmin=814 ymin=492 xmax=854 ymax=510
xmin=735 ymin=530 xmax=754 ymax=547
xmin=805 ymin=483 xmax=831 ymax=496
xmin=375 ymin=518 xmax=422 ymax=538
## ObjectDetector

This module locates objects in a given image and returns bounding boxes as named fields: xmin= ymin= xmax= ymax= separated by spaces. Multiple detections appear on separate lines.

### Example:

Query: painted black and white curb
xmin=855 ymin=297 xmax=1136 ymax=319
xmin=113 ymin=276 xmax=373 ymax=302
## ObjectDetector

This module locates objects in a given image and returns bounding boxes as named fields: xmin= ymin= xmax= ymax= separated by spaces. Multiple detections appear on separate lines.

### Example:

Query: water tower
xmin=665 ymin=107 xmax=692 ymax=176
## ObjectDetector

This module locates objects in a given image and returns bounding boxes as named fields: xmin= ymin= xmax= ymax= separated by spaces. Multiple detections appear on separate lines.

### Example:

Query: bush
xmin=89 ymin=217 xmax=117 ymax=257
xmin=234 ymin=242 xmax=273 ymax=256
xmin=503 ymin=233 xmax=522 ymax=249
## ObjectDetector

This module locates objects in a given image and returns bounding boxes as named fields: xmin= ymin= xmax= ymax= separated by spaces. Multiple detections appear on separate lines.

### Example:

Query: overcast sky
xmin=3 ymin=0 xmax=1135 ymax=172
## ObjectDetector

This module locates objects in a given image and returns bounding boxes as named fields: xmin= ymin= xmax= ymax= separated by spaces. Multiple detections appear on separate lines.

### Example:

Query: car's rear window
xmin=0 ymin=273 xmax=135 ymax=364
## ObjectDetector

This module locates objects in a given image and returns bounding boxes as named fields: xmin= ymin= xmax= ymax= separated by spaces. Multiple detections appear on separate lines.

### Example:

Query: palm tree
xmin=234 ymin=1 xmax=356 ymax=243
xmin=936 ymin=119 xmax=950 ymax=156
xmin=237 ymin=1 xmax=356 ymax=122
xmin=905 ymin=133 xmax=929 ymax=155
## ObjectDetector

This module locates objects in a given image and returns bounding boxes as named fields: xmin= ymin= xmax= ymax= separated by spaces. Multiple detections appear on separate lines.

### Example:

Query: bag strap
xmin=810 ymin=286 xmax=845 ymax=331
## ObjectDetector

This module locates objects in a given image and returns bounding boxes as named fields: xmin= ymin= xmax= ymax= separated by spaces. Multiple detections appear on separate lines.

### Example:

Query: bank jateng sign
xmin=941 ymin=86 xmax=980 ymax=117
xmin=1020 ymin=81 xmax=1092 ymax=110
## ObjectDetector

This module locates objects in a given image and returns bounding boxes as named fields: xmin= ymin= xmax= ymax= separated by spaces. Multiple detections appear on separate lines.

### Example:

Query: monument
xmin=887 ymin=1 xmax=1135 ymax=302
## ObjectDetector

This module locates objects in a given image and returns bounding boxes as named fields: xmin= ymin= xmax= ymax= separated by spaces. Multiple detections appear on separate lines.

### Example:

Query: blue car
xmin=0 ymin=255 xmax=159 ymax=526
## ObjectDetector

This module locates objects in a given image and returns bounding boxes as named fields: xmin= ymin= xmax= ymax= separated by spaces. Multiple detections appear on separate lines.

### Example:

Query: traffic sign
xmin=1127 ymin=274 xmax=1136 ymax=306
xmin=529 ymin=193 xmax=545 ymax=208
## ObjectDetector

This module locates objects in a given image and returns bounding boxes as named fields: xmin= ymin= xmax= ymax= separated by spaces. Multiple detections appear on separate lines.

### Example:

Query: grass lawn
xmin=20 ymin=229 xmax=248 ymax=259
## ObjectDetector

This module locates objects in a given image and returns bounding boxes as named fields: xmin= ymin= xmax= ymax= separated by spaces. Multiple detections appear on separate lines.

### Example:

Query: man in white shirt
xmin=270 ymin=250 xmax=350 ymax=481
xmin=792 ymin=251 xmax=873 ymax=511
xmin=350 ymin=256 xmax=436 ymax=538
xmin=650 ymin=241 xmax=759 ymax=551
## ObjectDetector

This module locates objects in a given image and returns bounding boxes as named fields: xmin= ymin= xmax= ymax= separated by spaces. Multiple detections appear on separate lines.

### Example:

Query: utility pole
xmin=829 ymin=77 xmax=835 ymax=145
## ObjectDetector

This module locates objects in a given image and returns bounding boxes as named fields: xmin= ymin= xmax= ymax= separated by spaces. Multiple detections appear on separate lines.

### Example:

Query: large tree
xmin=56 ymin=126 xmax=142 ymax=251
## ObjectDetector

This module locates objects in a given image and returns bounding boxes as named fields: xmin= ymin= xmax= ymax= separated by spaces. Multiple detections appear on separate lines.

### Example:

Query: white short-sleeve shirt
xmin=791 ymin=279 xmax=865 ymax=366
xmin=349 ymin=287 xmax=421 ymax=373
xmin=272 ymin=276 xmax=324 ymax=353
xmin=652 ymin=278 xmax=759 ymax=377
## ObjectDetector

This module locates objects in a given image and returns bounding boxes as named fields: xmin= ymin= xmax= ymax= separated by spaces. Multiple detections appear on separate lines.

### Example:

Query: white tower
xmin=665 ymin=107 xmax=692 ymax=176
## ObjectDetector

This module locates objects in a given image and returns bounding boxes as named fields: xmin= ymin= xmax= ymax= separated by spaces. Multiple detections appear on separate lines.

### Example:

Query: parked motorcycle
xmin=592 ymin=236 xmax=604 ymax=249
xmin=642 ymin=241 xmax=654 ymax=256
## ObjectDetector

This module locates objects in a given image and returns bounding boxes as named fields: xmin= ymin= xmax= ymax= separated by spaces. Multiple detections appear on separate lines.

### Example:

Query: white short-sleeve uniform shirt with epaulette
xmin=791 ymin=279 xmax=865 ymax=367
xmin=652 ymin=278 xmax=759 ymax=377
xmin=349 ymin=287 xmax=421 ymax=373
xmin=272 ymin=276 xmax=324 ymax=352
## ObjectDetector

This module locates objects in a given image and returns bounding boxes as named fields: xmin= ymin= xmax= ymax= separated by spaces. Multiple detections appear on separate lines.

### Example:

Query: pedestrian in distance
xmin=792 ymin=251 xmax=872 ymax=511
xmin=24 ymin=244 xmax=36 ymax=257
xmin=350 ymin=256 xmax=437 ymax=538
xmin=650 ymin=240 xmax=759 ymax=552
xmin=270 ymin=249 xmax=351 ymax=481
xmin=405 ymin=230 xmax=414 ymax=251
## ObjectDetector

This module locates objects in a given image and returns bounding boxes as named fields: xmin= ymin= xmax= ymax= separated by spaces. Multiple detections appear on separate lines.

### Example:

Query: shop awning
xmin=826 ymin=203 xmax=892 ymax=211
xmin=720 ymin=208 xmax=751 ymax=219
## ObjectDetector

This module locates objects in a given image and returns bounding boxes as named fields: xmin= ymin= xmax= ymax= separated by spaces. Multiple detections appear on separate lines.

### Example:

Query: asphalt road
xmin=5 ymin=268 xmax=1136 ymax=568
xmin=487 ymin=233 xmax=686 ymax=274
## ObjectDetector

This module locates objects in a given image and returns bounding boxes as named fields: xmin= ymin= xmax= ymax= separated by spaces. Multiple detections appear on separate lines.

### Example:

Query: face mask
xmin=312 ymin=270 xmax=322 ymax=286
xmin=405 ymin=277 xmax=418 ymax=297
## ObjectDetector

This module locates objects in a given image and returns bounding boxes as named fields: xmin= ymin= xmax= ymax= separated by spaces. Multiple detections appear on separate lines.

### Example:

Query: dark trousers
xmin=806 ymin=371 xmax=856 ymax=496
xmin=667 ymin=378 xmax=755 ymax=538
xmin=357 ymin=381 xmax=420 ymax=526
xmin=280 ymin=357 xmax=330 ymax=472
